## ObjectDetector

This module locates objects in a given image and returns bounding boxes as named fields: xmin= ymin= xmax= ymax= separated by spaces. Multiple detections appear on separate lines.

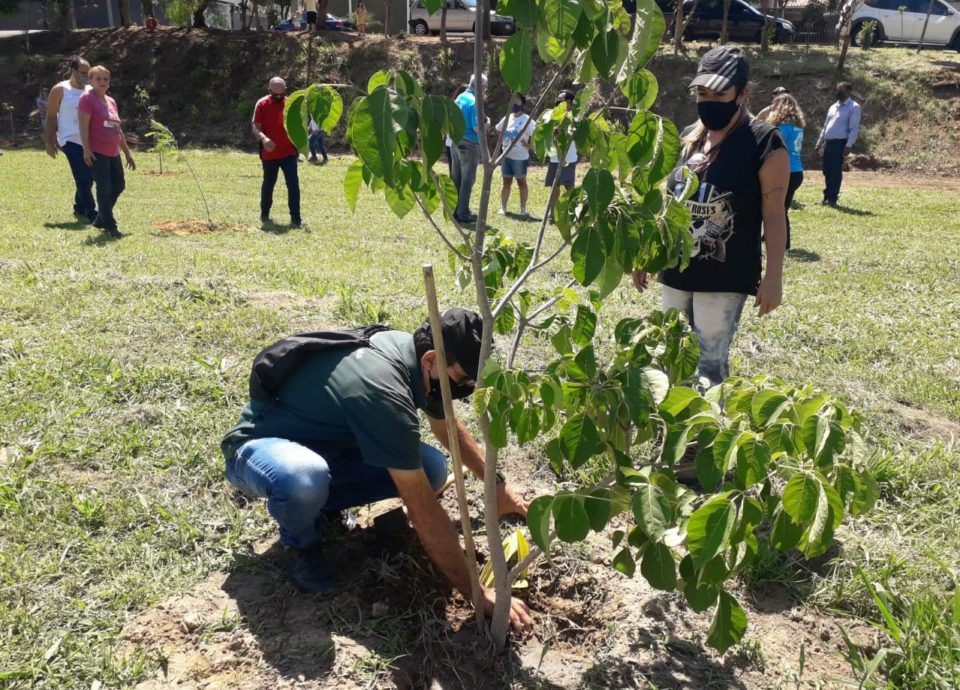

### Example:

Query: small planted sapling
xmin=145 ymin=119 xmax=213 ymax=227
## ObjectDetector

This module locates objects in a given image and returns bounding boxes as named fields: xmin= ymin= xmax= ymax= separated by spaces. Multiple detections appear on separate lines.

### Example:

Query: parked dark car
xmin=674 ymin=0 xmax=795 ymax=43
xmin=272 ymin=12 xmax=357 ymax=31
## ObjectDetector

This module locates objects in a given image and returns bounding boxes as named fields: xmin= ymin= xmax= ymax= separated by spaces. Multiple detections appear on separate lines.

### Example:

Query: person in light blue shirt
xmin=815 ymin=82 xmax=861 ymax=206
xmin=764 ymin=93 xmax=806 ymax=249
xmin=451 ymin=73 xmax=486 ymax=223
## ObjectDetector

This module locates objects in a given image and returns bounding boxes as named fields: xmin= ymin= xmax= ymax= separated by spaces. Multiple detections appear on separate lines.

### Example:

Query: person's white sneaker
xmin=497 ymin=207 xmax=506 ymax=215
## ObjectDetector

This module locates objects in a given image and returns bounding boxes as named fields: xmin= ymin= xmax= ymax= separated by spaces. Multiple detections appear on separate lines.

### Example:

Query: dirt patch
xmin=151 ymin=220 xmax=247 ymax=236
xmin=811 ymin=170 xmax=960 ymax=194
xmin=892 ymin=401 xmax=960 ymax=442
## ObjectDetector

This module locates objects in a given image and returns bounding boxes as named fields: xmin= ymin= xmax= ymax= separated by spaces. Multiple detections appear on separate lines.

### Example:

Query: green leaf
xmin=733 ymin=497 xmax=764 ymax=542
xmin=695 ymin=429 xmax=724 ymax=491
xmin=584 ymin=488 xmax=612 ymax=532
xmin=571 ymin=224 xmax=606 ymax=286
xmin=527 ymin=496 xmax=554 ymax=553
xmin=344 ymin=160 xmax=364 ymax=212
xmin=617 ymin=0 xmax=665 ymax=81
xmin=641 ymin=542 xmax=677 ymax=591
xmin=574 ymin=345 xmax=597 ymax=379
xmin=559 ymin=413 xmax=599 ymax=469
xmin=707 ymin=591 xmax=748 ymax=653
xmin=535 ymin=26 xmax=568 ymax=63
xmin=367 ymin=70 xmax=390 ymax=94
xmin=571 ymin=305 xmax=597 ymax=347
xmin=515 ymin=407 xmax=541 ymax=445
xmin=442 ymin=97 xmax=466 ymax=147
xmin=648 ymin=116 xmax=680 ymax=183
xmin=435 ymin=174 xmax=458 ymax=218
xmin=642 ymin=368 xmax=670 ymax=404
xmin=595 ymin=256 xmax=623 ymax=299
xmin=687 ymin=494 xmax=736 ymax=569
xmin=751 ymin=390 xmax=791 ymax=427
xmin=348 ymin=88 xmax=409 ymax=187
xmin=500 ymin=30 xmax=534 ymax=93
xmin=619 ymin=69 xmax=658 ymax=110
xmin=580 ymin=168 xmax=615 ymax=213
xmin=307 ymin=84 xmax=343 ymax=134
xmin=590 ymin=29 xmax=621 ymax=79
xmin=384 ymin=185 xmax=415 ymax=218
xmin=488 ymin=409 xmax=509 ymax=448
xmin=770 ymin=507 xmax=802 ymax=552
xmin=781 ymin=473 xmax=820 ymax=524
xmin=612 ymin=547 xmax=636 ymax=577
xmin=734 ymin=437 xmax=771 ymax=490
xmin=498 ymin=0 xmax=538 ymax=26
xmin=659 ymin=386 xmax=700 ymax=420
xmin=632 ymin=482 xmax=672 ymax=541
xmin=543 ymin=0 xmax=581 ymax=39
xmin=283 ymin=89 xmax=309 ymax=155
xmin=419 ymin=95 xmax=448 ymax=169
xmin=553 ymin=493 xmax=590 ymax=543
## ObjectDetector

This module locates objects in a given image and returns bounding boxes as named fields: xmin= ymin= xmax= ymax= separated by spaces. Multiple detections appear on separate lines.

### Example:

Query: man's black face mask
xmin=429 ymin=375 xmax=475 ymax=402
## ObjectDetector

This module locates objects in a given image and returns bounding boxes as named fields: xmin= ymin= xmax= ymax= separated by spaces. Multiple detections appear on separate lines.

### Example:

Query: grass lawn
xmin=0 ymin=149 xmax=958 ymax=687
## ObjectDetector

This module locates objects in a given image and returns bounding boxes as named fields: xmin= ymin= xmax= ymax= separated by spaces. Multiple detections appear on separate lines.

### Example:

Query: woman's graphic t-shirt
xmin=660 ymin=118 xmax=785 ymax=296
xmin=77 ymin=93 xmax=122 ymax=157
xmin=496 ymin=113 xmax=532 ymax=161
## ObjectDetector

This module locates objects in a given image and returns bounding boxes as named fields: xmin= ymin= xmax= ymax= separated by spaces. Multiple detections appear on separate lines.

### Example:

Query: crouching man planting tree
xmin=220 ymin=309 xmax=533 ymax=632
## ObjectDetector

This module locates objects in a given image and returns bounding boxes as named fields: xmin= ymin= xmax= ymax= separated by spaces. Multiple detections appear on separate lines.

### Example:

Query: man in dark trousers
xmin=221 ymin=309 xmax=532 ymax=632
xmin=815 ymin=81 xmax=861 ymax=207
xmin=251 ymin=77 xmax=302 ymax=227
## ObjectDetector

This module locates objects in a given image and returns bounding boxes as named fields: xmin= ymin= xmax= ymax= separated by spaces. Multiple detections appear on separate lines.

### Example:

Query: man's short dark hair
xmin=838 ymin=81 xmax=852 ymax=92
xmin=68 ymin=55 xmax=88 ymax=72
xmin=558 ymin=89 xmax=575 ymax=104
xmin=412 ymin=308 xmax=484 ymax=380
xmin=515 ymin=93 xmax=527 ymax=104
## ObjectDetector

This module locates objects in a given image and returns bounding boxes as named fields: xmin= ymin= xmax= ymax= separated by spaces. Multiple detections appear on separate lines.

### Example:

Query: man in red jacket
xmin=251 ymin=77 xmax=302 ymax=228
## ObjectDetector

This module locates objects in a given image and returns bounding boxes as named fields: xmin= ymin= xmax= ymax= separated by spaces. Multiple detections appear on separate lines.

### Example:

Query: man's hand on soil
xmin=497 ymin=482 xmax=528 ymax=518
xmin=482 ymin=587 xmax=533 ymax=633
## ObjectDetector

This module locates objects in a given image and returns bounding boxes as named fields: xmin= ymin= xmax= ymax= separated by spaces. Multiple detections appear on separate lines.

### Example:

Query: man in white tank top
xmin=44 ymin=56 xmax=97 ymax=224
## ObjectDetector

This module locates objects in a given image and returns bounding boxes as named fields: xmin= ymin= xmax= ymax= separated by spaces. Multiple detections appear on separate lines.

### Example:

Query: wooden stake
xmin=422 ymin=264 xmax=485 ymax=629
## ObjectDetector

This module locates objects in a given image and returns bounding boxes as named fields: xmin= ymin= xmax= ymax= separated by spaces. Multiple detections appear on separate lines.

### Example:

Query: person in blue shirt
xmin=764 ymin=93 xmax=806 ymax=249
xmin=815 ymin=82 xmax=861 ymax=207
xmin=451 ymin=73 xmax=486 ymax=224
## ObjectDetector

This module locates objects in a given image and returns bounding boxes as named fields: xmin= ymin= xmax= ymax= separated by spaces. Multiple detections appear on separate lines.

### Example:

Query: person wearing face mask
xmin=43 ymin=56 xmax=98 ymax=225
xmin=252 ymin=77 xmax=302 ymax=228
xmin=632 ymin=46 xmax=788 ymax=391
xmin=495 ymin=93 xmax=533 ymax=218
xmin=815 ymin=82 xmax=861 ymax=207
xmin=220 ymin=309 xmax=532 ymax=632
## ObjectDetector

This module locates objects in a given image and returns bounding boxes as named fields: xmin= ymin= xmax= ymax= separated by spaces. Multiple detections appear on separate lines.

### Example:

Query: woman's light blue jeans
xmin=662 ymin=286 xmax=748 ymax=388
xmin=226 ymin=438 xmax=448 ymax=549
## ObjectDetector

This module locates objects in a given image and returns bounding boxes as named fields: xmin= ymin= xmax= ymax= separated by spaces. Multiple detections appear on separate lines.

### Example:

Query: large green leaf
xmin=367 ymin=70 xmax=390 ymax=93
xmin=543 ymin=0 xmax=581 ymax=39
xmin=781 ymin=473 xmax=820 ymax=524
xmin=617 ymin=0 xmax=665 ymax=82
xmin=571 ymin=224 xmax=606 ymax=286
xmin=441 ymin=97 xmax=466 ymax=147
xmin=553 ymin=493 xmax=590 ymax=543
xmin=307 ymin=84 xmax=343 ymax=134
xmin=580 ymin=168 xmax=615 ymax=213
xmin=500 ymin=30 xmax=534 ymax=93
xmin=648 ymin=117 xmax=681 ymax=184
xmin=498 ymin=0 xmax=538 ymax=26
xmin=584 ymin=488 xmax=612 ymax=532
xmin=559 ymin=413 xmax=599 ymax=468
xmin=641 ymin=542 xmax=677 ymax=591
xmin=751 ymin=390 xmax=791 ymax=427
xmin=571 ymin=304 xmax=597 ymax=347
xmin=632 ymin=482 xmax=672 ymax=541
xmin=687 ymin=494 xmax=736 ymax=569
xmin=435 ymin=173 xmax=458 ymax=218
xmin=527 ymin=495 xmax=554 ymax=553
xmin=384 ymin=185 xmax=415 ymax=218
xmin=348 ymin=88 xmax=409 ymax=186
xmin=770 ymin=507 xmax=802 ymax=551
xmin=659 ymin=386 xmax=701 ymax=420
xmin=283 ymin=89 xmax=309 ymax=155
xmin=536 ymin=25 xmax=568 ymax=63
xmin=612 ymin=547 xmax=636 ymax=577
xmin=344 ymin=160 xmax=364 ymax=212
xmin=420 ymin=95 xmax=447 ymax=170
xmin=734 ymin=437 xmax=771 ymax=489
xmin=589 ymin=29 xmax=621 ymax=79
xmin=619 ymin=69 xmax=658 ymax=110
xmin=707 ymin=592 xmax=747 ymax=653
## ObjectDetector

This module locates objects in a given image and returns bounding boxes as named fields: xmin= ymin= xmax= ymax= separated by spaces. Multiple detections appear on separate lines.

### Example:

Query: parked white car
xmin=409 ymin=0 xmax=517 ymax=36
xmin=852 ymin=0 xmax=960 ymax=49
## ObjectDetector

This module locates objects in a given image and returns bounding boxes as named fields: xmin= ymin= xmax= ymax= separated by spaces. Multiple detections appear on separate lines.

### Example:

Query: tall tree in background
xmin=141 ymin=0 xmax=154 ymax=20
xmin=440 ymin=0 xmax=448 ymax=42
xmin=720 ymin=0 xmax=733 ymax=42
xmin=119 ymin=0 xmax=133 ymax=26
xmin=916 ymin=0 xmax=936 ymax=52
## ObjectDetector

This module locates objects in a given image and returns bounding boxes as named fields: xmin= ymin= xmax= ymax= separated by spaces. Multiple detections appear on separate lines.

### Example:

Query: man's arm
xmin=815 ymin=105 xmax=831 ymax=150
xmin=429 ymin=416 xmax=528 ymax=517
xmin=845 ymin=104 xmax=861 ymax=152
xmin=388 ymin=466 xmax=533 ymax=632
xmin=44 ymin=84 xmax=63 ymax=158
xmin=251 ymin=106 xmax=276 ymax=152
xmin=756 ymin=147 xmax=789 ymax=317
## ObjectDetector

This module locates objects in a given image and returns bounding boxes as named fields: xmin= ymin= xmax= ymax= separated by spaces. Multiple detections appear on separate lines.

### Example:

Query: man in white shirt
xmin=495 ymin=93 xmax=533 ymax=218
xmin=545 ymin=90 xmax=578 ymax=224
xmin=815 ymin=81 xmax=861 ymax=207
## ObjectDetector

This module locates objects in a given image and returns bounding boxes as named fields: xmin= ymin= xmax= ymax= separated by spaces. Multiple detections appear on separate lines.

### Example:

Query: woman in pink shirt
xmin=78 ymin=65 xmax=135 ymax=239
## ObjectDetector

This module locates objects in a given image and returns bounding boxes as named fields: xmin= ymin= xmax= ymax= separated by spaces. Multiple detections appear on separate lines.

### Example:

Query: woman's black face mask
xmin=697 ymin=98 xmax=740 ymax=131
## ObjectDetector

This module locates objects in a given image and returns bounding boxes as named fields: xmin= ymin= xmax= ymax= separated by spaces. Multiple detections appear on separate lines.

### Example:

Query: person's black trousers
xmin=822 ymin=139 xmax=846 ymax=204
xmin=784 ymin=171 xmax=804 ymax=250
xmin=91 ymin=153 xmax=125 ymax=232
xmin=260 ymin=154 xmax=301 ymax=223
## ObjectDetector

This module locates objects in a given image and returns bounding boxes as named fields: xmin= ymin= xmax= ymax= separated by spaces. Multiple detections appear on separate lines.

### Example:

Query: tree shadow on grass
xmin=832 ymin=204 xmax=874 ymax=217
xmin=787 ymin=247 xmax=821 ymax=262
xmin=44 ymin=220 xmax=92 ymax=231
xmin=82 ymin=233 xmax=120 ymax=246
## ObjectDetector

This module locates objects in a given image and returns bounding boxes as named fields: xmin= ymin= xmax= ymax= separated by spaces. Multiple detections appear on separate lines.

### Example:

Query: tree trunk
xmin=916 ymin=0 xmax=936 ymax=52
xmin=251 ymin=0 xmax=259 ymax=29
xmin=440 ymin=2 xmax=447 ymax=43
xmin=384 ymin=0 xmax=391 ymax=34
xmin=317 ymin=0 xmax=328 ymax=23
xmin=837 ymin=24 xmax=851 ymax=71
xmin=239 ymin=0 xmax=248 ymax=29
xmin=760 ymin=0 xmax=772 ymax=51
xmin=720 ymin=0 xmax=732 ymax=43
xmin=192 ymin=0 xmax=209 ymax=27
xmin=118 ymin=0 xmax=131 ymax=26
xmin=140 ymin=0 xmax=153 ymax=20
xmin=673 ymin=0 xmax=698 ymax=54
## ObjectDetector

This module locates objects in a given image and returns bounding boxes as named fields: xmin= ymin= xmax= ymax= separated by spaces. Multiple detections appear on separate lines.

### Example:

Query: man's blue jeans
xmin=451 ymin=140 xmax=479 ymax=218
xmin=226 ymin=438 xmax=448 ymax=549
xmin=308 ymin=131 xmax=327 ymax=161
xmin=822 ymin=139 xmax=846 ymax=204
xmin=260 ymin=154 xmax=301 ymax=223
xmin=662 ymin=286 xmax=747 ymax=389
xmin=61 ymin=141 xmax=97 ymax=221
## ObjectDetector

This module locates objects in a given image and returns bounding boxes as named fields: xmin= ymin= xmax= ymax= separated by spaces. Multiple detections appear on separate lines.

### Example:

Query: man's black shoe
xmin=285 ymin=547 xmax=337 ymax=594
xmin=92 ymin=214 xmax=103 ymax=229
xmin=104 ymin=227 xmax=123 ymax=239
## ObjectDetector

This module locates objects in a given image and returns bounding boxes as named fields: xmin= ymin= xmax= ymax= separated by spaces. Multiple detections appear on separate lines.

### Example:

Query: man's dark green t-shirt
xmin=221 ymin=330 xmax=444 ymax=470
